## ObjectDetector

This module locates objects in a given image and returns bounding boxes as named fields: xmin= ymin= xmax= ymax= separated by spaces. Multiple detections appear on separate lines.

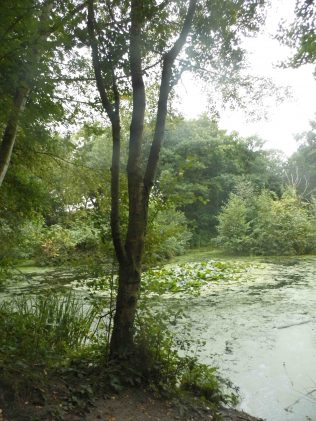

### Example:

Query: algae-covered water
xmin=172 ymin=257 xmax=316 ymax=421
xmin=2 ymin=256 xmax=316 ymax=420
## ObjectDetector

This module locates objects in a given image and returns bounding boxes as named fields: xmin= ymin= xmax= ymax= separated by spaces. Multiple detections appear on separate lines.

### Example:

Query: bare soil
xmin=66 ymin=389 xmax=262 ymax=421
xmin=1 ymin=384 xmax=263 ymax=421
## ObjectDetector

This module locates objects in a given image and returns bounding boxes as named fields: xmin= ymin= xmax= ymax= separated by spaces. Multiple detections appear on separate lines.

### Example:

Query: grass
xmin=0 ymin=293 xmax=100 ymax=366
xmin=169 ymin=246 xmax=316 ymax=266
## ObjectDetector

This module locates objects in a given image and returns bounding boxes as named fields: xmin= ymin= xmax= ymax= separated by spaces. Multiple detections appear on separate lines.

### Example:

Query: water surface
xmin=172 ymin=258 xmax=316 ymax=421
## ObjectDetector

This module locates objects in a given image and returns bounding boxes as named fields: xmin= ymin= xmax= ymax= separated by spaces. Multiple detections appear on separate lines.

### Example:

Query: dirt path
xmin=65 ymin=389 xmax=263 ymax=421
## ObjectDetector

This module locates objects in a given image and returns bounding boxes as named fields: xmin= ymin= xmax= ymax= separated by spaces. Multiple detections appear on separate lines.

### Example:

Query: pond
xmin=1 ymin=256 xmax=316 ymax=421
xmin=171 ymin=257 xmax=316 ymax=421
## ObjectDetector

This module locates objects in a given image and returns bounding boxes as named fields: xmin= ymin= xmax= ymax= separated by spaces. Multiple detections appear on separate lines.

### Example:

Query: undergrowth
xmin=0 ymin=280 xmax=239 ymax=420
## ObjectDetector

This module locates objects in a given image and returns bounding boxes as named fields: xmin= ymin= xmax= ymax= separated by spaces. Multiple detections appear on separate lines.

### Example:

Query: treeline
xmin=1 ymin=115 xmax=315 ymax=264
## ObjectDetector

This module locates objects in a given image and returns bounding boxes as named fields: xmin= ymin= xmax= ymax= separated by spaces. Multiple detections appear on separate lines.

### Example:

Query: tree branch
xmin=144 ymin=0 xmax=197 ymax=193
xmin=87 ymin=0 xmax=115 ymax=122
xmin=127 ymin=0 xmax=146 ymax=182
xmin=18 ymin=147 xmax=104 ymax=174
xmin=87 ymin=0 xmax=125 ymax=263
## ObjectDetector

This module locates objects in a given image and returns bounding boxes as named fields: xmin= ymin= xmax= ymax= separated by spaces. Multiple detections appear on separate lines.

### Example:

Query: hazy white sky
xmin=177 ymin=0 xmax=316 ymax=156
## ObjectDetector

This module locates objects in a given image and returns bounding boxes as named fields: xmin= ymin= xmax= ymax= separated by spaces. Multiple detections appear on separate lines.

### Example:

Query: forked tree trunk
xmin=87 ymin=0 xmax=197 ymax=359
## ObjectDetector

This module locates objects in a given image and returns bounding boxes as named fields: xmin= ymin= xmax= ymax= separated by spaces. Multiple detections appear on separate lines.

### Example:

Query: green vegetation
xmin=0 ymin=278 xmax=238 ymax=420
xmin=2 ymin=117 xmax=316 ymax=265
xmin=0 ymin=294 xmax=98 ymax=366
xmin=1 ymin=0 xmax=316 ymax=419
xmin=141 ymin=260 xmax=245 ymax=295
xmin=160 ymin=117 xmax=284 ymax=243
xmin=217 ymin=187 xmax=316 ymax=255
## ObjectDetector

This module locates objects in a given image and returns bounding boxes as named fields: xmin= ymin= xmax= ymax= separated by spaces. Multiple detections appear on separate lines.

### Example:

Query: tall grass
xmin=0 ymin=293 xmax=99 ymax=366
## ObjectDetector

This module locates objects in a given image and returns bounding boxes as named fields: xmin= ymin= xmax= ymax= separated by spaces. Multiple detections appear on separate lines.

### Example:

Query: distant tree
xmin=217 ymin=194 xmax=251 ymax=254
xmin=286 ymin=119 xmax=316 ymax=198
xmin=159 ymin=116 xmax=284 ymax=243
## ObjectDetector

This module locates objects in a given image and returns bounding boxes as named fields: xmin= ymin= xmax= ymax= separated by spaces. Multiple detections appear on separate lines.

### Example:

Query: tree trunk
xmin=0 ymin=0 xmax=53 ymax=188
xmin=108 ymin=0 xmax=147 ymax=358
xmin=109 ymin=261 xmax=141 ymax=356
xmin=109 ymin=185 xmax=147 ymax=357
xmin=0 ymin=84 xmax=30 ymax=186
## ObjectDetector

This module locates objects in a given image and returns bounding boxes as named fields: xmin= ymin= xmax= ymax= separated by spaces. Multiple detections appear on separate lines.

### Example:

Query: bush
xmin=252 ymin=189 xmax=313 ymax=255
xmin=216 ymin=194 xmax=251 ymax=254
xmin=0 ymin=293 xmax=105 ymax=419
xmin=309 ymin=197 xmax=316 ymax=252
xmin=0 ymin=287 xmax=238 ymax=418
xmin=217 ymin=188 xmax=314 ymax=255
xmin=104 ymin=305 xmax=238 ymax=411
xmin=36 ymin=220 xmax=104 ymax=264
xmin=38 ymin=224 xmax=76 ymax=263
xmin=0 ymin=216 xmax=44 ymax=261
xmin=145 ymin=207 xmax=192 ymax=264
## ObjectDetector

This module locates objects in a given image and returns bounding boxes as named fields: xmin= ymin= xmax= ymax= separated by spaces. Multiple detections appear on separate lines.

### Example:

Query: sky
xmin=176 ymin=0 xmax=316 ymax=156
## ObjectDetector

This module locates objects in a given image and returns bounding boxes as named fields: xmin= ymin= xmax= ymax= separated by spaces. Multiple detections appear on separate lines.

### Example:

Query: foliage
xmin=0 ymin=113 xmax=288 ymax=266
xmin=217 ymin=194 xmax=251 ymax=254
xmin=0 ymin=280 xmax=238 ymax=419
xmin=0 ymin=291 xmax=106 ymax=420
xmin=101 ymin=306 xmax=238 ymax=412
xmin=141 ymin=260 xmax=244 ymax=296
xmin=37 ymin=218 xmax=104 ymax=264
xmin=277 ymin=0 xmax=316 ymax=72
xmin=252 ymin=189 xmax=313 ymax=255
xmin=39 ymin=224 xmax=77 ymax=262
xmin=180 ymin=361 xmax=238 ymax=407
xmin=217 ymin=187 xmax=314 ymax=255
xmin=309 ymin=197 xmax=316 ymax=251
xmin=0 ymin=215 xmax=44 ymax=261
xmin=0 ymin=293 xmax=98 ymax=367
xmin=145 ymin=202 xmax=192 ymax=264
xmin=160 ymin=116 xmax=284 ymax=243
xmin=73 ymin=258 xmax=245 ymax=298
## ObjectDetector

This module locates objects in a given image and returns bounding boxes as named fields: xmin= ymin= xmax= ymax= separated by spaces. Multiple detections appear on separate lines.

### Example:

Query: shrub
xmin=252 ymin=189 xmax=312 ymax=255
xmin=134 ymin=307 xmax=238 ymax=408
xmin=216 ymin=194 xmax=251 ymax=254
xmin=145 ymin=207 xmax=192 ymax=264
xmin=217 ymin=187 xmax=314 ymax=255
xmin=36 ymin=221 xmax=104 ymax=264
